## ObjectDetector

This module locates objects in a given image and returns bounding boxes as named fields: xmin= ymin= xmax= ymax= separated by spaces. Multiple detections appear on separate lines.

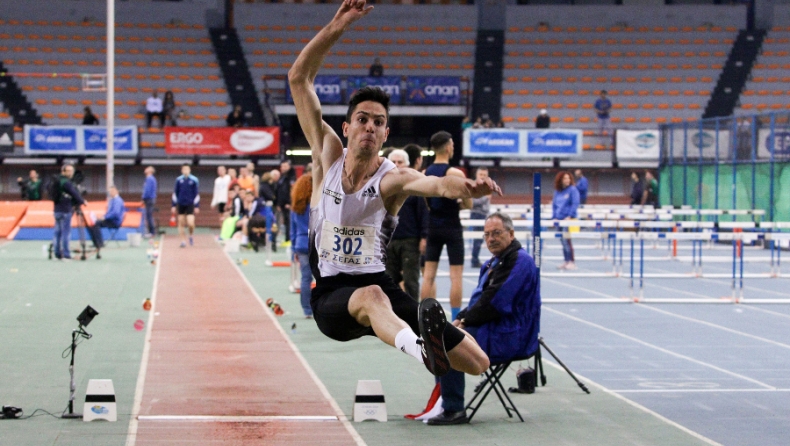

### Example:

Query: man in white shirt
xmin=211 ymin=165 xmax=231 ymax=220
xmin=146 ymin=92 xmax=164 ymax=129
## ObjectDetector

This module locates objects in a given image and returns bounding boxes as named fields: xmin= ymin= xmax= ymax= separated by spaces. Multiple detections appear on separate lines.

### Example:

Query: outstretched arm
xmin=394 ymin=169 xmax=501 ymax=200
xmin=287 ymin=0 xmax=373 ymax=175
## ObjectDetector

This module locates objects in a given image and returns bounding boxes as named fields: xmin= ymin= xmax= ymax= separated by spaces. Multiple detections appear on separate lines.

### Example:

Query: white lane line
xmin=540 ymin=360 xmax=722 ymax=446
xmin=611 ymin=388 xmax=790 ymax=394
xmin=222 ymin=250 xmax=366 ymax=446
xmin=125 ymin=235 xmax=164 ymax=446
xmin=138 ymin=415 xmax=338 ymax=422
xmin=637 ymin=305 xmax=790 ymax=350
xmin=741 ymin=305 xmax=790 ymax=320
xmin=544 ymin=307 xmax=776 ymax=389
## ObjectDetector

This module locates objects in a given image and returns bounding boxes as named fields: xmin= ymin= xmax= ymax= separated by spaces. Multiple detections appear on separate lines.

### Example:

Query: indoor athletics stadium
xmin=0 ymin=0 xmax=789 ymax=444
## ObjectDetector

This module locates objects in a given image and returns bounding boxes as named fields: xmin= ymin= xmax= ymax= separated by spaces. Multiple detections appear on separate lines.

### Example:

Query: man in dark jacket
xmin=276 ymin=160 xmax=295 ymax=243
xmin=18 ymin=169 xmax=43 ymax=201
xmin=52 ymin=164 xmax=86 ymax=260
xmin=426 ymin=211 xmax=540 ymax=425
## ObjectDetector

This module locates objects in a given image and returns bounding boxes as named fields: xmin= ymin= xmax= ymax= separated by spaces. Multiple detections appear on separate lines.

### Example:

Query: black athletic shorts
xmin=424 ymin=226 xmax=465 ymax=265
xmin=176 ymin=204 xmax=195 ymax=215
xmin=311 ymin=271 xmax=465 ymax=350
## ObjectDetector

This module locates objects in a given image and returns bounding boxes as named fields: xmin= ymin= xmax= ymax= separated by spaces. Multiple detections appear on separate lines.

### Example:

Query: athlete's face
xmin=343 ymin=101 xmax=389 ymax=156
xmin=484 ymin=217 xmax=514 ymax=257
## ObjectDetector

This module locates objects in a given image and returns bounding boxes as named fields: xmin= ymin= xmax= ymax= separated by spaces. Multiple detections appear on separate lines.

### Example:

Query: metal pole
xmin=714 ymin=118 xmax=720 ymax=210
xmin=751 ymin=115 xmax=757 ymax=214
xmin=106 ymin=0 xmax=115 ymax=193
xmin=698 ymin=119 xmax=703 ymax=210
xmin=683 ymin=122 xmax=689 ymax=206
xmin=769 ymin=113 xmax=776 ymax=221
xmin=669 ymin=125 xmax=675 ymax=205
xmin=533 ymin=174 xmax=541 ymax=278
xmin=639 ymin=238 xmax=644 ymax=300
xmin=732 ymin=118 xmax=738 ymax=219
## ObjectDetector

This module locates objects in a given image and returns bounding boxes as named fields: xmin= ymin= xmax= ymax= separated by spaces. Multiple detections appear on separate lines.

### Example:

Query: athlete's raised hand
xmin=466 ymin=176 xmax=502 ymax=198
xmin=333 ymin=0 xmax=374 ymax=26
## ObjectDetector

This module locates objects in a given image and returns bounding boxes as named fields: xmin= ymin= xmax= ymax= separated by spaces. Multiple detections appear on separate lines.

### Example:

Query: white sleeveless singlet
xmin=311 ymin=149 xmax=398 ymax=278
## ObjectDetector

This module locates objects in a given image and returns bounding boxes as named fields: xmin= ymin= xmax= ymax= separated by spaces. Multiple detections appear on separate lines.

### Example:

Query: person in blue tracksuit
xmin=574 ymin=169 xmax=588 ymax=205
xmin=424 ymin=212 xmax=541 ymax=425
xmin=141 ymin=166 xmax=157 ymax=237
xmin=96 ymin=186 xmax=125 ymax=229
xmin=552 ymin=171 xmax=580 ymax=270
xmin=171 ymin=164 xmax=199 ymax=247
xmin=290 ymin=173 xmax=313 ymax=318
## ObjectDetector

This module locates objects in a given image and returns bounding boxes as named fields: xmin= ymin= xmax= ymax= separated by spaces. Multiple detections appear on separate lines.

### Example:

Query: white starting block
xmin=224 ymin=239 xmax=240 ymax=253
xmin=83 ymin=379 xmax=117 ymax=422
xmin=353 ymin=380 xmax=387 ymax=422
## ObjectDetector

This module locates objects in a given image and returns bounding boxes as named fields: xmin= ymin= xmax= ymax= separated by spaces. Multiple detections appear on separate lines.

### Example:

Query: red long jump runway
xmin=128 ymin=234 xmax=362 ymax=445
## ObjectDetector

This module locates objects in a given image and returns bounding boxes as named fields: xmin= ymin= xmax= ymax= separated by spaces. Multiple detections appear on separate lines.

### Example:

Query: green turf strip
xmin=0 ymin=240 xmax=155 ymax=446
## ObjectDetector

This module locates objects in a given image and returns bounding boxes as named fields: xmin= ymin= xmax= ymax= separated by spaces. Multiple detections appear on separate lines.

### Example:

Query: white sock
xmin=395 ymin=328 xmax=423 ymax=364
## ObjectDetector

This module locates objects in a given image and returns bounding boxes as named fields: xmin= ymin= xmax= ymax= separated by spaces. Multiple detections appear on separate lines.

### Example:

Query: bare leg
xmin=348 ymin=285 xmax=410 ymax=346
xmin=448 ymin=264 xmax=464 ymax=309
xmin=186 ymin=215 xmax=195 ymax=235
xmin=177 ymin=215 xmax=186 ymax=242
xmin=420 ymin=261 xmax=439 ymax=300
xmin=448 ymin=336 xmax=489 ymax=376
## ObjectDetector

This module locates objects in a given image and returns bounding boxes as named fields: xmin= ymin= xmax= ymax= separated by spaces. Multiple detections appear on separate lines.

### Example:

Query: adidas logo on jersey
xmin=362 ymin=186 xmax=378 ymax=198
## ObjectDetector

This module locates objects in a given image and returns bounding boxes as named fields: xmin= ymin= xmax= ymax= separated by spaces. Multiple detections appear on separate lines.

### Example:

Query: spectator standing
xmin=574 ymin=169 xmax=589 ymax=205
xmin=535 ymin=109 xmax=550 ymax=129
xmin=594 ymin=90 xmax=612 ymax=135
xmin=82 ymin=106 xmax=99 ymax=125
xmin=227 ymin=167 xmax=239 ymax=191
xmin=228 ymin=184 xmax=244 ymax=218
xmin=237 ymin=167 xmax=255 ymax=194
xmin=265 ymin=169 xmax=281 ymax=250
xmin=163 ymin=90 xmax=177 ymax=126
xmin=17 ymin=169 xmax=43 ymax=201
xmin=52 ymin=164 xmax=86 ymax=260
xmin=276 ymin=160 xmax=295 ymax=243
xmin=95 ymin=186 xmax=125 ymax=229
xmin=461 ymin=116 xmax=473 ymax=131
xmin=246 ymin=161 xmax=261 ymax=198
xmin=368 ymin=57 xmax=384 ymax=77
xmin=643 ymin=171 xmax=659 ymax=207
xmin=385 ymin=148 xmax=428 ymax=300
xmin=552 ymin=171 xmax=579 ymax=270
xmin=470 ymin=167 xmax=491 ymax=268
xmin=421 ymin=131 xmax=471 ymax=320
xmin=630 ymin=172 xmax=644 ymax=206
xmin=290 ymin=173 xmax=314 ymax=318
xmin=145 ymin=91 xmax=164 ymax=129
xmin=259 ymin=171 xmax=277 ymax=202
xmin=171 ymin=164 xmax=200 ymax=248
xmin=226 ymin=105 xmax=245 ymax=128
xmin=141 ymin=166 xmax=157 ymax=238
xmin=211 ymin=165 xmax=231 ymax=217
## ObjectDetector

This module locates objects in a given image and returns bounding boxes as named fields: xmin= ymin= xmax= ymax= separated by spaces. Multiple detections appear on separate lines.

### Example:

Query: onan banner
xmin=83 ymin=127 xmax=138 ymax=154
xmin=616 ymin=129 xmax=660 ymax=160
xmin=24 ymin=125 xmax=138 ymax=155
xmin=463 ymin=129 xmax=582 ymax=158
xmin=285 ymin=75 xmax=342 ymax=105
xmin=165 ymin=127 xmax=280 ymax=156
xmin=757 ymin=128 xmax=790 ymax=159
xmin=406 ymin=76 xmax=461 ymax=105
xmin=526 ymin=130 xmax=583 ymax=156
xmin=347 ymin=76 xmax=402 ymax=104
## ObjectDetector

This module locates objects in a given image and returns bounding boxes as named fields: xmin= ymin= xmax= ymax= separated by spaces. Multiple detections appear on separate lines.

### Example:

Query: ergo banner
xmin=165 ymin=127 xmax=280 ymax=156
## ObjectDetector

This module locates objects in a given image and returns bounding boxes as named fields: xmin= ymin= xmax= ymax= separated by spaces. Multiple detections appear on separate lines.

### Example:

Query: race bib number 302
xmin=319 ymin=220 xmax=377 ymax=266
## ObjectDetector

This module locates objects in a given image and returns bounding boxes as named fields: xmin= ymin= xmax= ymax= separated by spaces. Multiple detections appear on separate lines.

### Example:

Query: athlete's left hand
xmin=466 ymin=177 xmax=502 ymax=198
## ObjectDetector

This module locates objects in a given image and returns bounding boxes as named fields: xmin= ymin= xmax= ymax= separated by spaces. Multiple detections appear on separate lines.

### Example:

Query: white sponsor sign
xmin=616 ymin=130 xmax=660 ymax=160
xmin=665 ymin=128 xmax=731 ymax=159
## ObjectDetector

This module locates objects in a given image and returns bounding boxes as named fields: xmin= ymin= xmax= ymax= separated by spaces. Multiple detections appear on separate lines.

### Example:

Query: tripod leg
xmin=538 ymin=337 xmax=590 ymax=394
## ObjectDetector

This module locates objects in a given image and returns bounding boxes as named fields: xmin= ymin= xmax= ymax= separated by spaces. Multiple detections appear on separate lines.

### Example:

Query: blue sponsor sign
xmin=526 ymin=130 xmax=581 ymax=155
xmin=286 ymin=75 xmax=343 ymax=105
xmin=84 ymin=127 xmax=137 ymax=153
xmin=26 ymin=126 xmax=78 ymax=153
xmin=347 ymin=76 xmax=402 ymax=104
xmin=406 ymin=77 xmax=461 ymax=105
xmin=24 ymin=125 xmax=138 ymax=155
xmin=466 ymin=130 xmax=520 ymax=156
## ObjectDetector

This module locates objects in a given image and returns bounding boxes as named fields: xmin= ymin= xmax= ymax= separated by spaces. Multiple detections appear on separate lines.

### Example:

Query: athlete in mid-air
xmin=289 ymin=0 xmax=501 ymax=377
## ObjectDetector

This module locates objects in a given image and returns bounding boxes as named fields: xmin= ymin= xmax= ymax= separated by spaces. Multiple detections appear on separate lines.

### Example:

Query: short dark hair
xmin=346 ymin=86 xmax=390 ymax=123
xmin=402 ymin=144 xmax=423 ymax=169
xmin=430 ymin=131 xmax=453 ymax=152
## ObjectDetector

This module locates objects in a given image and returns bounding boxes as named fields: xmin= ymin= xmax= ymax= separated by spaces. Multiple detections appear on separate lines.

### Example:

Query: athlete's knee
xmin=357 ymin=285 xmax=389 ymax=308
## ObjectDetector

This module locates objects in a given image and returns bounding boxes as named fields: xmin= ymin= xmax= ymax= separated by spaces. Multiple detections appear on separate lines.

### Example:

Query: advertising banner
xmin=165 ymin=127 xmax=280 ymax=156
xmin=666 ymin=128 xmax=730 ymax=159
xmin=83 ymin=127 xmax=138 ymax=154
xmin=406 ymin=76 xmax=461 ymax=105
xmin=0 ymin=124 xmax=14 ymax=153
xmin=526 ymin=130 xmax=582 ymax=156
xmin=25 ymin=126 xmax=79 ymax=154
xmin=615 ymin=130 xmax=660 ymax=160
xmin=757 ymin=128 xmax=790 ymax=159
xmin=347 ymin=76 xmax=402 ymax=104
xmin=286 ymin=75 xmax=343 ymax=105
xmin=463 ymin=129 xmax=582 ymax=158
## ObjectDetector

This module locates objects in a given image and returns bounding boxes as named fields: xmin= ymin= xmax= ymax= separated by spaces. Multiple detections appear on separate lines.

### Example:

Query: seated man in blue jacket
xmin=95 ymin=186 xmax=125 ymax=229
xmin=426 ymin=211 xmax=540 ymax=425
